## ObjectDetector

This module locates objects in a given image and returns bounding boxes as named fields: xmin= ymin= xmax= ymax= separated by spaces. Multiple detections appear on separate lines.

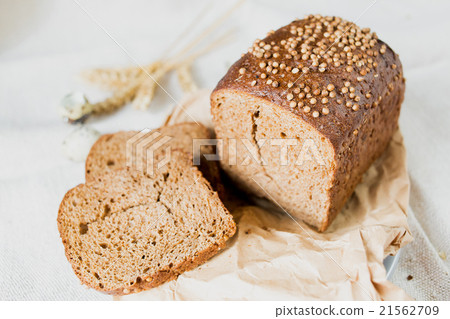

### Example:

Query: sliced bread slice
xmin=58 ymin=151 xmax=236 ymax=295
xmin=85 ymin=122 xmax=223 ymax=196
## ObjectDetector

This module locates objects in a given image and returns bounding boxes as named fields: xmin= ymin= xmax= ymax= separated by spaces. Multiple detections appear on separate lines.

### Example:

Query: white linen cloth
xmin=0 ymin=0 xmax=448 ymax=300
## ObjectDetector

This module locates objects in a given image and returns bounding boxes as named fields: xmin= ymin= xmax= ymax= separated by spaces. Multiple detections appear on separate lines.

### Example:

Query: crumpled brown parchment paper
xmin=120 ymin=89 xmax=413 ymax=301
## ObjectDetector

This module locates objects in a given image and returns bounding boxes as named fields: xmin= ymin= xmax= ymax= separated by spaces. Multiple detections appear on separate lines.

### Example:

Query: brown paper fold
xmin=121 ymin=89 xmax=413 ymax=301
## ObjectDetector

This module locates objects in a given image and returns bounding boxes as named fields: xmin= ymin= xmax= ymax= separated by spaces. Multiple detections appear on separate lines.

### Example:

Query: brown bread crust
xmin=211 ymin=15 xmax=405 ymax=231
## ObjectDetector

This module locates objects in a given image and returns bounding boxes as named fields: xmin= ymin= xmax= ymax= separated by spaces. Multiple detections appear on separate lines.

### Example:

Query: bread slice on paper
xmin=85 ymin=122 xmax=224 ymax=196
xmin=58 ymin=151 xmax=236 ymax=295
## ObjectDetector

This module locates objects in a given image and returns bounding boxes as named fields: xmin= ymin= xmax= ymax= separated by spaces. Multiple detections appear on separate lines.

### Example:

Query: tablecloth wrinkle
xmin=0 ymin=0 xmax=449 ymax=300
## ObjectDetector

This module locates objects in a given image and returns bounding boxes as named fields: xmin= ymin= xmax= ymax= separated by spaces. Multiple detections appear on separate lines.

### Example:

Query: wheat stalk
xmin=65 ymin=1 xmax=242 ymax=122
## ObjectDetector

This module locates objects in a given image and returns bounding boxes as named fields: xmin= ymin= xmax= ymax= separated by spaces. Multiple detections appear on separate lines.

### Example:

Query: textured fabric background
xmin=0 ymin=0 xmax=449 ymax=300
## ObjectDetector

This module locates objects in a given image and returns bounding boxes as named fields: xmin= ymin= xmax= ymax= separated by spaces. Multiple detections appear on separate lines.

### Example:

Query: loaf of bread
xmin=85 ymin=122 xmax=224 ymax=196
xmin=211 ymin=15 xmax=405 ymax=231
xmin=58 ymin=151 xmax=236 ymax=295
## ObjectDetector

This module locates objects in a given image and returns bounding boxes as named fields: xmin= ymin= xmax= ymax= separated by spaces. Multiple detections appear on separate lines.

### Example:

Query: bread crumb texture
xmin=85 ymin=122 xmax=225 ymax=198
xmin=58 ymin=151 xmax=235 ymax=295
xmin=85 ymin=122 xmax=212 ymax=183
